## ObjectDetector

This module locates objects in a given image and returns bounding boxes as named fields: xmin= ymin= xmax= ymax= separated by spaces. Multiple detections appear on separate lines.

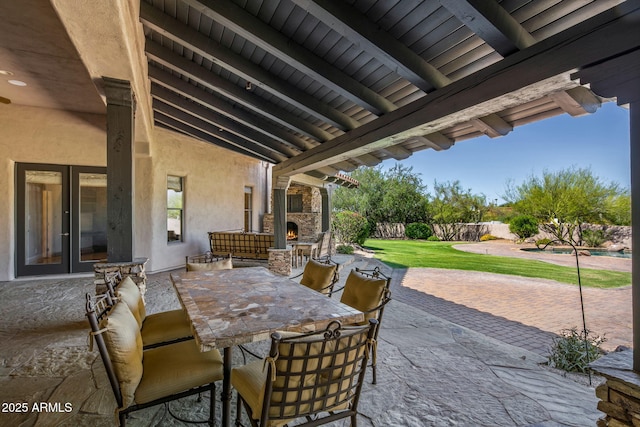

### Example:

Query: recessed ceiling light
xmin=0 ymin=70 xmax=14 ymax=76
xmin=8 ymin=80 xmax=27 ymax=87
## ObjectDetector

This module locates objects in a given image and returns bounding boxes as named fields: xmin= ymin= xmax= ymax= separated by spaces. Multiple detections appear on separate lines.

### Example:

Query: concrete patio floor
xmin=0 ymin=249 xmax=611 ymax=426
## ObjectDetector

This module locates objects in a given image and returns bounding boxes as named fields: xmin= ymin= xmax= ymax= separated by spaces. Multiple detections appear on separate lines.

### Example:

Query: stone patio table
xmin=170 ymin=266 xmax=364 ymax=427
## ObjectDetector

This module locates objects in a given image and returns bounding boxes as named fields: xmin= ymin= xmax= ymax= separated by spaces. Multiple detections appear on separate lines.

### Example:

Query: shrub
xmin=336 ymin=244 xmax=354 ymax=254
xmin=509 ymin=215 xmax=539 ymax=241
xmin=582 ymin=229 xmax=607 ymax=248
xmin=427 ymin=235 xmax=440 ymax=242
xmin=332 ymin=211 xmax=370 ymax=245
xmin=548 ymin=327 xmax=606 ymax=374
xmin=535 ymin=238 xmax=553 ymax=248
xmin=405 ymin=222 xmax=432 ymax=240
xmin=480 ymin=234 xmax=497 ymax=241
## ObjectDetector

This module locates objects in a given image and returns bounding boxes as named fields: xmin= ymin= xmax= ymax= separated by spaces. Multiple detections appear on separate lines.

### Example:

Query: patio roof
xmin=1 ymin=0 xmax=638 ymax=187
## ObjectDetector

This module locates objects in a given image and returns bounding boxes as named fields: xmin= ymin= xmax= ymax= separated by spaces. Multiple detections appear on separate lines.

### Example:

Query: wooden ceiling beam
xmin=154 ymin=101 xmax=288 ymax=162
xmin=471 ymin=114 xmax=513 ymax=138
xmin=145 ymin=40 xmax=333 ymax=142
xmin=182 ymin=0 xmax=396 ymax=115
xmin=274 ymin=2 xmax=640 ymax=176
xmin=151 ymin=84 xmax=300 ymax=157
xmin=149 ymin=66 xmax=314 ymax=151
xmin=289 ymin=0 xmax=450 ymax=92
xmin=548 ymin=86 xmax=602 ymax=116
xmin=417 ymin=133 xmax=455 ymax=151
xmin=441 ymin=0 xmax=536 ymax=56
xmin=141 ymin=3 xmax=358 ymax=131
xmin=381 ymin=145 xmax=412 ymax=160
xmin=154 ymin=112 xmax=278 ymax=162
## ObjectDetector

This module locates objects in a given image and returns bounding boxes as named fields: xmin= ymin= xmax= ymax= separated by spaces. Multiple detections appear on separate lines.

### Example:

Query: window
xmin=287 ymin=194 xmax=303 ymax=213
xmin=244 ymin=186 xmax=253 ymax=232
xmin=167 ymin=175 xmax=184 ymax=242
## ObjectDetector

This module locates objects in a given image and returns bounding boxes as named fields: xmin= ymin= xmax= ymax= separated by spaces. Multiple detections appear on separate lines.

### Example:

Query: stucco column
xmin=103 ymin=77 xmax=135 ymax=262
xmin=631 ymin=101 xmax=640 ymax=370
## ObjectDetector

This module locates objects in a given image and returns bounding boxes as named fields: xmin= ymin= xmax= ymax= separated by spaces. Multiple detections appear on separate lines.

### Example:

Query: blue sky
xmin=380 ymin=101 xmax=630 ymax=204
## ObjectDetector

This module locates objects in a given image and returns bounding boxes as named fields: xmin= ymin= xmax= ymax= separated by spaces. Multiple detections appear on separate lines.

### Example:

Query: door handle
xmin=60 ymin=233 xmax=70 ymax=236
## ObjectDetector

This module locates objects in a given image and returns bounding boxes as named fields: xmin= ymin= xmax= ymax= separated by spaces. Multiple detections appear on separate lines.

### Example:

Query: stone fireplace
xmin=263 ymin=184 xmax=322 ymax=243
xmin=287 ymin=221 xmax=299 ymax=241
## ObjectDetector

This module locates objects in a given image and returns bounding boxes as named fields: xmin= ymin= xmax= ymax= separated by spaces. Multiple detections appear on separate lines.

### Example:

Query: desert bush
xmin=582 ymin=229 xmax=607 ymax=247
xmin=332 ymin=211 xmax=370 ymax=245
xmin=405 ymin=222 xmax=432 ymax=240
xmin=535 ymin=238 xmax=553 ymax=248
xmin=509 ymin=215 xmax=539 ymax=241
xmin=336 ymin=244 xmax=354 ymax=254
xmin=548 ymin=327 xmax=606 ymax=374
xmin=480 ymin=234 xmax=498 ymax=241
xmin=427 ymin=235 xmax=440 ymax=242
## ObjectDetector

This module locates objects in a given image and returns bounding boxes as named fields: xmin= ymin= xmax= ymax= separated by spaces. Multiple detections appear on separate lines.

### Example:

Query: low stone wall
xmin=371 ymin=222 xmax=632 ymax=248
xmin=94 ymin=258 xmax=148 ymax=297
xmin=590 ymin=349 xmax=640 ymax=426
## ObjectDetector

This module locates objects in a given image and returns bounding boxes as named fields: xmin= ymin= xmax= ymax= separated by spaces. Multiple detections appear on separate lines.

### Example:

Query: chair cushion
xmin=99 ymin=301 xmax=143 ymax=409
xmin=141 ymin=309 xmax=193 ymax=347
xmin=186 ymin=257 xmax=233 ymax=272
xmin=340 ymin=271 xmax=387 ymax=323
xmin=299 ymin=259 xmax=336 ymax=294
xmin=115 ymin=276 xmax=146 ymax=328
xmin=135 ymin=340 xmax=223 ymax=405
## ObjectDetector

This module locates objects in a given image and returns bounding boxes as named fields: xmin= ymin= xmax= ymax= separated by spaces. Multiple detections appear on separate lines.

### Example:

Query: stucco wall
xmin=0 ymin=104 xmax=268 ymax=280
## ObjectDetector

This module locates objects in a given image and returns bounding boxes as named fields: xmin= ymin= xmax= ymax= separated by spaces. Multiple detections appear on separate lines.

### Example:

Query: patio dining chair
xmin=291 ymin=257 xmax=339 ymax=296
xmin=231 ymin=319 xmax=377 ymax=427
xmin=329 ymin=267 xmax=391 ymax=385
xmin=86 ymin=294 xmax=223 ymax=426
xmin=107 ymin=275 xmax=194 ymax=349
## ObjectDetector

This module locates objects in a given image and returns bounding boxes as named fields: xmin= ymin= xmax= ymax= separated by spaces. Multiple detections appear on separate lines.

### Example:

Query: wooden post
xmin=320 ymin=187 xmax=331 ymax=232
xmin=273 ymin=174 xmax=291 ymax=249
xmin=631 ymin=101 xmax=640 ymax=371
xmin=103 ymin=77 xmax=135 ymax=262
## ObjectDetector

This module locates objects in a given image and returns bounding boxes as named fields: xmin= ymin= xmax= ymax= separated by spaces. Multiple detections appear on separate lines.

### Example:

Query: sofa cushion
xmin=186 ymin=257 xmax=233 ymax=272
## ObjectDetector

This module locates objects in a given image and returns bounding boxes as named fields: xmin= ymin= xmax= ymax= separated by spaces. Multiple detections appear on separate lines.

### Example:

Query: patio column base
xmin=94 ymin=258 xmax=149 ymax=299
xmin=268 ymin=248 xmax=292 ymax=276
xmin=590 ymin=349 xmax=640 ymax=426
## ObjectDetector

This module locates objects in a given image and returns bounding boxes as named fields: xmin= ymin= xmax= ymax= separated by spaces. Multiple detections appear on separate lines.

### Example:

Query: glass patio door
xmin=16 ymin=164 xmax=107 ymax=276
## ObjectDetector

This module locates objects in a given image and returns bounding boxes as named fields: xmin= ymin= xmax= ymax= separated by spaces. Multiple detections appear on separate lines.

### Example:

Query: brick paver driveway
xmin=391 ymin=241 xmax=632 ymax=355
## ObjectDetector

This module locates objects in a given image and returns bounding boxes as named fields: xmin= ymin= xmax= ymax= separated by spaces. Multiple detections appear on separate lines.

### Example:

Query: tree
xmin=333 ymin=164 xmax=429 ymax=225
xmin=504 ymin=167 xmax=627 ymax=245
xmin=429 ymin=180 xmax=487 ymax=241
xmin=509 ymin=215 xmax=539 ymax=241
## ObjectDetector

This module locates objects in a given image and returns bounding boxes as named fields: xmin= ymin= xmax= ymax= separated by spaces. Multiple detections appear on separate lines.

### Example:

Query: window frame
xmin=167 ymin=175 xmax=184 ymax=243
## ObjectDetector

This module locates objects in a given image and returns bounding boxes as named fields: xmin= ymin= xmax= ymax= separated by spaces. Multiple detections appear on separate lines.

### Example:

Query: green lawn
xmin=363 ymin=239 xmax=631 ymax=289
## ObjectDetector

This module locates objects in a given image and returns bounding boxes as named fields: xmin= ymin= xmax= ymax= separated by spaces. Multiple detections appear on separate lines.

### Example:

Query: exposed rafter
xmin=441 ymin=0 xmax=536 ymax=57
xmin=289 ymin=0 xmax=449 ymax=92
xmin=180 ymin=0 xmax=397 ymax=115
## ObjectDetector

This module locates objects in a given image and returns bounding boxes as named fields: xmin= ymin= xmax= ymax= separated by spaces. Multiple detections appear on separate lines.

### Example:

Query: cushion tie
xmin=88 ymin=328 xmax=107 ymax=352
xmin=263 ymin=353 xmax=279 ymax=382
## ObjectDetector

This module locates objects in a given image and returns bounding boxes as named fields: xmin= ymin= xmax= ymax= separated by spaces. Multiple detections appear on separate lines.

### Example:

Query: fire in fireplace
xmin=286 ymin=222 xmax=298 ymax=241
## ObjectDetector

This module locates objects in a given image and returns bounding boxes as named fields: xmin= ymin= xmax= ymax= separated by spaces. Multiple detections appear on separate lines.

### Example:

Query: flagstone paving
xmin=0 ymin=245 xmax=620 ymax=426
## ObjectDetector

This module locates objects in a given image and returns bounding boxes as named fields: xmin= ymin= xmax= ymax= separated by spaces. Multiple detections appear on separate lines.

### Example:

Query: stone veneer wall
xmin=263 ymin=184 xmax=323 ymax=242
xmin=94 ymin=258 xmax=148 ymax=298
xmin=268 ymin=248 xmax=292 ymax=276
xmin=590 ymin=349 xmax=640 ymax=426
